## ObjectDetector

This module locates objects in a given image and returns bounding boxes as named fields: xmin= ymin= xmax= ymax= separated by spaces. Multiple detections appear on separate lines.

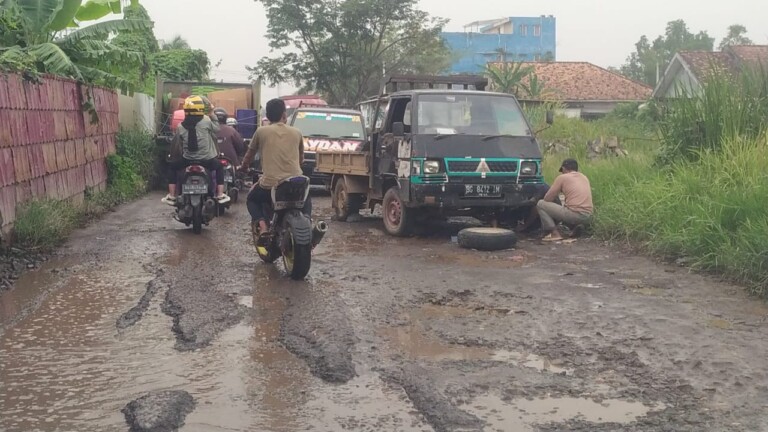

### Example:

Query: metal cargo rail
xmin=380 ymin=74 xmax=489 ymax=94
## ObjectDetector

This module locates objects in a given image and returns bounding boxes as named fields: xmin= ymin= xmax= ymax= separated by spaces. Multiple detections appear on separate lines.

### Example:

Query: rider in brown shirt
xmin=239 ymin=98 xmax=308 ymax=235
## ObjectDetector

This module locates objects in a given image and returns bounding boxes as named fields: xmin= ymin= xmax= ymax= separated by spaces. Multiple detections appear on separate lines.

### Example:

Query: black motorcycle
xmin=252 ymin=174 xmax=328 ymax=280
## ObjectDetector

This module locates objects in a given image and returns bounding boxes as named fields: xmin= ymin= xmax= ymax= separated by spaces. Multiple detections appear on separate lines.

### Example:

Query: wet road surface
xmin=2 ymin=192 xmax=768 ymax=431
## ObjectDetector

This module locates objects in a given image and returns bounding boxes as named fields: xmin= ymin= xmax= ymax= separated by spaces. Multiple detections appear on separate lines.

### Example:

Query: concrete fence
xmin=0 ymin=73 xmax=119 ymax=235
xmin=118 ymin=92 xmax=154 ymax=132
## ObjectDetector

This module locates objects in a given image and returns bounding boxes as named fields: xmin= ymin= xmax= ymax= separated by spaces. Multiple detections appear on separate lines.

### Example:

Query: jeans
xmin=536 ymin=201 xmax=591 ymax=231
xmin=247 ymin=186 xmax=312 ymax=223
xmin=168 ymin=158 xmax=224 ymax=188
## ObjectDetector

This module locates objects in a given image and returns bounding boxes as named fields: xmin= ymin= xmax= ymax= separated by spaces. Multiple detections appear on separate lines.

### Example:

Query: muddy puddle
xmin=463 ymin=393 xmax=664 ymax=432
xmin=381 ymin=304 xmax=571 ymax=375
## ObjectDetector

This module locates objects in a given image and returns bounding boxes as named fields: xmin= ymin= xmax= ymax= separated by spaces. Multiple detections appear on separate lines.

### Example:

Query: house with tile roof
xmin=652 ymin=45 xmax=768 ymax=99
xmin=489 ymin=61 xmax=653 ymax=119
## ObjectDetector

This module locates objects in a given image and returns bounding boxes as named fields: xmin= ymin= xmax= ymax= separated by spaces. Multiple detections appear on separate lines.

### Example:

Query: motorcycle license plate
xmin=224 ymin=175 xmax=233 ymax=182
xmin=464 ymin=184 xmax=502 ymax=198
xmin=183 ymin=183 xmax=208 ymax=194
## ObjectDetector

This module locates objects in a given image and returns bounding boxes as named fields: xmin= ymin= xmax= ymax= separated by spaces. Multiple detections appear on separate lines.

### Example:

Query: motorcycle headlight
xmin=520 ymin=161 xmax=537 ymax=175
xmin=423 ymin=160 xmax=440 ymax=174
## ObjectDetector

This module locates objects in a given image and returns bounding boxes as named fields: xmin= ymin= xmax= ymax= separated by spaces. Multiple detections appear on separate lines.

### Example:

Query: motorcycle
xmin=173 ymin=163 xmax=218 ymax=234
xmin=252 ymin=174 xmax=328 ymax=280
xmin=217 ymin=156 xmax=239 ymax=215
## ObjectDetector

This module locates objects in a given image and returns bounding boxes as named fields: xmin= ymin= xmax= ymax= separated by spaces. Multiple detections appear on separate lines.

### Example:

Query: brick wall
xmin=0 ymin=73 xmax=119 ymax=234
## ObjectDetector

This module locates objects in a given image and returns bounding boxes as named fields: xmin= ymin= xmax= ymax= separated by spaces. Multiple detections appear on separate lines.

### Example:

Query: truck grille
xmin=446 ymin=160 xmax=518 ymax=173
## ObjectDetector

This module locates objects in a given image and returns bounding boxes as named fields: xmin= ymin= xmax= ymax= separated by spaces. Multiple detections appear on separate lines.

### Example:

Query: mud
xmin=2 ymin=192 xmax=768 ymax=431
xmin=117 ymin=276 xmax=166 ymax=330
xmin=0 ymin=247 xmax=47 ymax=292
xmin=382 ymin=364 xmax=484 ymax=432
xmin=122 ymin=390 xmax=195 ymax=432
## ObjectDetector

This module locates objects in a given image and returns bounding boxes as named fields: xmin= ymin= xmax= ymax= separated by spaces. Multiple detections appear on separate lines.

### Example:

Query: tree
xmin=619 ymin=19 xmax=714 ymax=86
xmin=0 ymin=0 xmax=151 ymax=94
xmin=719 ymin=24 xmax=753 ymax=50
xmin=160 ymin=35 xmax=190 ymax=51
xmin=247 ymin=0 xmax=450 ymax=105
xmin=484 ymin=61 xmax=533 ymax=95
xmin=150 ymin=49 xmax=210 ymax=82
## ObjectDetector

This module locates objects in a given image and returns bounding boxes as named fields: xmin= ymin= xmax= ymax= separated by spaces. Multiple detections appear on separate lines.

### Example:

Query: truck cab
xmin=288 ymin=106 xmax=367 ymax=187
xmin=317 ymin=75 xmax=550 ymax=236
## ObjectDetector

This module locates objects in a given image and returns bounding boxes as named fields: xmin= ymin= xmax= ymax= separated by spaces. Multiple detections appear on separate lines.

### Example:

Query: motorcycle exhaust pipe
xmin=311 ymin=220 xmax=328 ymax=248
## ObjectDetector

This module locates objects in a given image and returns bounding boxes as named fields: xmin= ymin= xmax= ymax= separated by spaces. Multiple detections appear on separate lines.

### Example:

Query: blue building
xmin=442 ymin=16 xmax=557 ymax=74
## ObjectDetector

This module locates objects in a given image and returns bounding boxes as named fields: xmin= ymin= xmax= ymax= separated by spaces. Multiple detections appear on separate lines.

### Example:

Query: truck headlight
xmin=520 ymin=161 xmax=537 ymax=175
xmin=424 ymin=160 xmax=440 ymax=174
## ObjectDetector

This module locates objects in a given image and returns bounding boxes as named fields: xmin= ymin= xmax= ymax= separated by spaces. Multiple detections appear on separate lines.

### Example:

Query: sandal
xmin=541 ymin=233 xmax=564 ymax=242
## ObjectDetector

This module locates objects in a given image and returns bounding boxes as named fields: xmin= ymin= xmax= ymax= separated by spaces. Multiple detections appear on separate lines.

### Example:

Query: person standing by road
xmin=536 ymin=158 xmax=593 ymax=242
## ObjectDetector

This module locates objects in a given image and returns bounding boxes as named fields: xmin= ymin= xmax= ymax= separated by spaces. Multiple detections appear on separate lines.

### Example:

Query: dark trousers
xmin=247 ymin=186 xmax=312 ymax=223
xmin=167 ymin=158 xmax=224 ymax=187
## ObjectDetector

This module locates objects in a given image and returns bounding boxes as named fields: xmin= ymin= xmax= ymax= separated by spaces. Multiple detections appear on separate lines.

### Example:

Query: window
xmin=416 ymin=94 xmax=530 ymax=137
xmin=292 ymin=111 xmax=365 ymax=139
xmin=533 ymin=25 xmax=541 ymax=36
xmin=519 ymin=25 xmax=527 ymax=36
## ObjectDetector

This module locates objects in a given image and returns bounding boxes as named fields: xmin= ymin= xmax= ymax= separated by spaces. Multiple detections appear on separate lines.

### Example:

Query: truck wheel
xmin=457 ymin=227 xmax=517 ymax=251
xmin=333 ymin=179 xmax=362 ymax=222
xmin=382 ymin=187 xmax=412 ymax=237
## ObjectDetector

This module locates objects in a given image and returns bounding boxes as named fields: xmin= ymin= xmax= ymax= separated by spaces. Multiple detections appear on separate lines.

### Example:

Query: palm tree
xmin=160 ymin=35 xmax=190 ymax=51
xmin=0 ymin=0 xmax=151 ymax=94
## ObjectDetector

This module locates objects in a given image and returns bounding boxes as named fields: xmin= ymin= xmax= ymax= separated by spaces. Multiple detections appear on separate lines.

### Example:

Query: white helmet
xmin=226 ymin=117 xmax=238 ymax=126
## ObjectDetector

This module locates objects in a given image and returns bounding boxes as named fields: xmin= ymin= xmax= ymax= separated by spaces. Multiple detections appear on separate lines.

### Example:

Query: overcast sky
xmin=140 ymin=0 xmax=766 ymax=101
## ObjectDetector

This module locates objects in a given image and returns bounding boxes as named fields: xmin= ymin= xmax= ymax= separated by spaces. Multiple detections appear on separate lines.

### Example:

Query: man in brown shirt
xmin=537 ymin=158 xmax=593 ymax=241
xmin=239 ymin=98 xmax=308 ymax=234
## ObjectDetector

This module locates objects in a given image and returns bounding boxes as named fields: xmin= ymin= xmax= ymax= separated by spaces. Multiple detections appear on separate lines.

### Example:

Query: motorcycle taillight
xmin=219 ymin=159 xmax=228 ymax=166
xmin=186 ymin=165 xmax=204 ymax=173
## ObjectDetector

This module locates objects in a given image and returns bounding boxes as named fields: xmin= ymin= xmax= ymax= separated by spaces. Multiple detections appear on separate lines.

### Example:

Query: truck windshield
xmin=292 ymin=111 xmax=365 ymax=139
xmin=416 ymin=94 xmax=530 ymax=137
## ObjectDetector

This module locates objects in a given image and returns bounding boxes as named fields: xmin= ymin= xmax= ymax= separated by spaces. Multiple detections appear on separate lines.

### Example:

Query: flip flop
xmin=541 ymin=234 xmax=564 ymax=242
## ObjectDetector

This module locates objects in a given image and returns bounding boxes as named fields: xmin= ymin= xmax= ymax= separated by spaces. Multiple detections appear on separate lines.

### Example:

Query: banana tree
xmin=484 ymin=61 xmax=534 ymax=96
xmin=0 ymin=0 xmax=150 ymax=95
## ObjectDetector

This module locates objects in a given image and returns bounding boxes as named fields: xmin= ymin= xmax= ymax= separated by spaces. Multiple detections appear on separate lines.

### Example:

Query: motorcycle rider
xmin=239 ymin=98 xmax=310 ymax=237
xmin=162 ymin=96 xmax=230 ymax=205
xmin=213 ymin=108 xmax=245 ymax=165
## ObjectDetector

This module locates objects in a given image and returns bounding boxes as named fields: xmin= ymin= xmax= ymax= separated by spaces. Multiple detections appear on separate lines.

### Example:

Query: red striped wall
xmin=0 ymin=73 xmax=118 ymax=234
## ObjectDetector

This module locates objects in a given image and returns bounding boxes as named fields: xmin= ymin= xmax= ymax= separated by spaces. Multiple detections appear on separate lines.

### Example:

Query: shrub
xmin=13 ymin=199 xmax=82 ymax=250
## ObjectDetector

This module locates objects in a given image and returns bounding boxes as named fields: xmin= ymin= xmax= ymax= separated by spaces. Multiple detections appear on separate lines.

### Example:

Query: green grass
xmin=525 ymin=72 xmax=768 ymax=296
xmin=12 ymin=128 xmax=155 ymax=250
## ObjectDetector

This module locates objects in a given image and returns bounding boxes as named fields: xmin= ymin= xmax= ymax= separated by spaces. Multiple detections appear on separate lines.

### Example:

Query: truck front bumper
xmin=409 ymin=182 xmax=547 ymax=209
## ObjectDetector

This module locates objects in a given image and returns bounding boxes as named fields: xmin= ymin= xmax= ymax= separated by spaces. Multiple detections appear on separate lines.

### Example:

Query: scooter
xmin=252 ymin=173 xmax=328 ymax=280
xmin=172 ymin=164 xmax=218 ymax=234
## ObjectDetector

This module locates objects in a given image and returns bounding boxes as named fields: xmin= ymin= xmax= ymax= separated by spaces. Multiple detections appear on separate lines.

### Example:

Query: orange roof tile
xmin=489 ymin=61 xmax=652 ymax=101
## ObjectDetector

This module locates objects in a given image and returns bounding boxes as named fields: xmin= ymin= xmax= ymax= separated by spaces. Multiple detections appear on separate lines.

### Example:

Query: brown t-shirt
xmin=249 ymin=123 xmax=303 ymax=188
xmin=543 ymin=172 xmax=593 ymax=214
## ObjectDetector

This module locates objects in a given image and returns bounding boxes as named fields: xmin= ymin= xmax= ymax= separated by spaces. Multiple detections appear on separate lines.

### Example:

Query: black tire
xmin=382 ymin=187 xmax=412 ymax=237
xmin=333 ymin=179 xmax=362 ymax=222
xmin=230 ymin=188 xmax=239 ymax=204
xmin=283 ymin=211 xmax=312 ymax=280
xmin=457 ymin=227 xmax=517 ymax=251
xmin=217 ymin=203 xmax=226 ymax=216
xmin=192 ymin=207 xmax=203 ymax=234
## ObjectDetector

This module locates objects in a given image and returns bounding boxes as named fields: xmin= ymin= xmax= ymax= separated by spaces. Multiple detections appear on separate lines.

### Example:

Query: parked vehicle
xmin=316 ymin=74 xmax=552 ymax=236
xmin=252 ymin=174 xmax=328 ymax=280
xmin=172 ymin=163 xmax=219 ymax=234
xmin=217 ymin=156 xmax=239 ymax=214
xmin=281 ymin=95 xmax=328 ymax=119
xmin=287 ymin=105 xmax=367 ymax=188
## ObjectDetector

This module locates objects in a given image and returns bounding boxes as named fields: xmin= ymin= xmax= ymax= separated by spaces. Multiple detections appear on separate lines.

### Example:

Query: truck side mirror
xmin=392 ymin=122 xmax=405 ymax=137
xmin=546 ymin=110 xmax=555 ymax=125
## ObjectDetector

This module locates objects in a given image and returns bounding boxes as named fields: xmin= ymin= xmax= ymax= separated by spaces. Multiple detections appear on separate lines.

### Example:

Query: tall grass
xmin=593 ymin=134 xmax=768 ymax=296
xmin=657 ymin=66 xmax=768 ymax=164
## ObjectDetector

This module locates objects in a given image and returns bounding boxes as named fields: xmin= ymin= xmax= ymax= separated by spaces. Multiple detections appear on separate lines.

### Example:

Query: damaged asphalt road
xmin=2 ymin=192 xmax=768 ymax=431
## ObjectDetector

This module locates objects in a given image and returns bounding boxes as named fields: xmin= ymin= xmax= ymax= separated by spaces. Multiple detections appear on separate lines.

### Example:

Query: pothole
xmin=463 ymin=393 xmax=665 ymax=431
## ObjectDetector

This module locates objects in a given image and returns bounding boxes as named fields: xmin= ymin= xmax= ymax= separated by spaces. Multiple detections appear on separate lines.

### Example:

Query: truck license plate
xmin=465 ymin=184 xmax=502 ymax=197
xmin=183 ymin=183 xmax=208 ymax=194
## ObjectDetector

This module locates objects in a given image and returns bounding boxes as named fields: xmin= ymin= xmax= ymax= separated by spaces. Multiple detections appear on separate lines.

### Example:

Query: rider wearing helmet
xmin=213 ymin=108 xmax=245 ymax=165
xmin=162 ymin=95 xmax=230 ymax=204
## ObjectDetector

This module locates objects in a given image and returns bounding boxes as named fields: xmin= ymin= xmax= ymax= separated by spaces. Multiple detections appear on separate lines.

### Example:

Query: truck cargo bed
xmin=316 ymin=152 xmax=370 ymax=176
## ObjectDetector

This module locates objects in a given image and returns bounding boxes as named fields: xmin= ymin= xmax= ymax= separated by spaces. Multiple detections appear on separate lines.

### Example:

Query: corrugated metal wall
xmin=0 ymin=73 xmax=119 ymax=233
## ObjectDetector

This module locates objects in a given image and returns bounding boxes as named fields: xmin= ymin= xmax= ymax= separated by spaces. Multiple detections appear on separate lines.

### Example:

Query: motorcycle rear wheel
xmin=283 ymin=231 xmax=311 ymax=280
xmin=192 ymin=207 xmax=203 ymax=234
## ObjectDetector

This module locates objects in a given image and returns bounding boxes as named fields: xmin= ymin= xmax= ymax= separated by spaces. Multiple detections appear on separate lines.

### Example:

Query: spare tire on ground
xmin=457 ymin=227 xmax=517 ymax=251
